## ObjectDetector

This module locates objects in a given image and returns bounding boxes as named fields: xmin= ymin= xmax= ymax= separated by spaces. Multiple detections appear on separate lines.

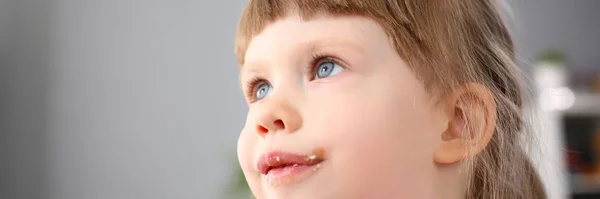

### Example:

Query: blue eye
xmin=315 ymin=61 xmax=345 ymax=79
xmin=255 ymin=82 xmax=272 ymax=100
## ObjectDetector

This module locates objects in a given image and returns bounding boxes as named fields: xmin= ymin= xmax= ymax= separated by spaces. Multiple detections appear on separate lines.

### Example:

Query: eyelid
xmin=243 ymin=53 xmax=350 ymax=102
xmin=244 ymin=76 xmax=267 ymax=103
xmin=316 ymin=55 xmax=349 ymax=67
xmin=308 ymin=53 xmax=349 ymax=80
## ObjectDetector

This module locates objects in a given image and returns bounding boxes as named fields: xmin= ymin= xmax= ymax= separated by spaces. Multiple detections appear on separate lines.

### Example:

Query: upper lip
xmin=257 ymin=150 xmax=324 ymax=175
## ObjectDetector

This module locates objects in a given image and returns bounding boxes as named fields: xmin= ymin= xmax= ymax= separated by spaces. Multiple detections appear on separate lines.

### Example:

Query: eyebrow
xmin=308 ymin=38 xmax=366 ymax=60
xmin=240 ymin=37 xmax=365 ymax=74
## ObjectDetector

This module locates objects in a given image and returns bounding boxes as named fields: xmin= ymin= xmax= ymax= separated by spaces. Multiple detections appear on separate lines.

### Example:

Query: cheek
xmin=237 ymin=120 xmax=263 ymax=196
xmin=237 ymin=127 xmax=253 ymax=171
xmin=307 ymin=73 xmax=437 ymax=197
xmin=336 ymin=99 xmax=435 ymax=195
xmin=237 ymin=114 xmax=256 ymax=169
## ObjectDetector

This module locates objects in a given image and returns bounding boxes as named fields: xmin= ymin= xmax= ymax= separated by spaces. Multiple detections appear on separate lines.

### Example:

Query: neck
xmin=435 ymin=162 xmax=467 ymax=199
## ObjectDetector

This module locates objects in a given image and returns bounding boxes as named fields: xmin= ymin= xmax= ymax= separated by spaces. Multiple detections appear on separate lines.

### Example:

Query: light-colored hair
xmin=234 ymin=0 xmax=546 ymax=198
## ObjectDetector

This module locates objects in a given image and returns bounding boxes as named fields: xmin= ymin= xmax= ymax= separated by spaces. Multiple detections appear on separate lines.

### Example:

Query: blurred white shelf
xmin=564 ymin=93 xmax=600 ymax=116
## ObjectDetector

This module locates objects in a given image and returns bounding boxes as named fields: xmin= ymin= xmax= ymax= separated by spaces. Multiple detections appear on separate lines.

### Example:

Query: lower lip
xmin=265 ymin=163 xmax=322 ymax=187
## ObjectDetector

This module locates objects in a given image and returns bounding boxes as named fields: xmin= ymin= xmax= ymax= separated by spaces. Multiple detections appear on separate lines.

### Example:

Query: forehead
xmin=242 ymin=14 xmax=390 ymax=68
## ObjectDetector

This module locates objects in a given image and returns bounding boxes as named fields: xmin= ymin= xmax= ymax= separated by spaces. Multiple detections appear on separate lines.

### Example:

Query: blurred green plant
xmin=537 ymin=49 xmax=568 ymax=65
xmin=225 ymin=158 xmax=253 ymax=199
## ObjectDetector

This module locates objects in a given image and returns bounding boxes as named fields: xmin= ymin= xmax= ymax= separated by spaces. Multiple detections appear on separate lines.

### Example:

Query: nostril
xmin=257 ymin=125 xmax=268 ymax=134
xmin=274 ymin=119 xmax=285 ymax=129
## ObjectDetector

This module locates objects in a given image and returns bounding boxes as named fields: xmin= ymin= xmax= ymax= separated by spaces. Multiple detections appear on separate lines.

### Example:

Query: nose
xmin=254 ymin=96 xmax=302 ymax=136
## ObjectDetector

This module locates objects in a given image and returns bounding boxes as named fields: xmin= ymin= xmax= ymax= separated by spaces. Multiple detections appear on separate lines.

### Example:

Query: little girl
xmin=234 ymin=0 xmax=546 ymax=198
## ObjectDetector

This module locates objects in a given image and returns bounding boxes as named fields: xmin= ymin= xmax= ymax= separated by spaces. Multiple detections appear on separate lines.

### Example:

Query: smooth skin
xmin=237 ymin=13 xmax=496 ymax=199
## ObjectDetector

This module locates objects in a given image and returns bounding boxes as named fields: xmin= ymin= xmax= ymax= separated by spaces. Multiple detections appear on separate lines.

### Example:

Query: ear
xmin=434 ymin=83 xmax=497 ymax=164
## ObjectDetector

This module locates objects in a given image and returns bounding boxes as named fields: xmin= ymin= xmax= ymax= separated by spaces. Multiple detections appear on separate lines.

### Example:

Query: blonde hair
xmin=234 ymin=0 xmax=546 ymax=198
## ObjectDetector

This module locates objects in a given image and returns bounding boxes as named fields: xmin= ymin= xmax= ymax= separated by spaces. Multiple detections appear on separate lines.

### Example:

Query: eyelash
xmin=245 ymin=76 xmax=263 ymax=102
xmin=244 ymin=53 xmax=343 ymax=102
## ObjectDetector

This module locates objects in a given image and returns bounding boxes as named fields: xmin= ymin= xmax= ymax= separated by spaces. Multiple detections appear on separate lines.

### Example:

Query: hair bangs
xmin=234 ymin=0 xmax=414 ymax=66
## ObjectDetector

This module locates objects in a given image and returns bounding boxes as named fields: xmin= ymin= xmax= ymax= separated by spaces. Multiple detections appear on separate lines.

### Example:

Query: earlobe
xmin=434 ymin=83 xmax=497 ymax=164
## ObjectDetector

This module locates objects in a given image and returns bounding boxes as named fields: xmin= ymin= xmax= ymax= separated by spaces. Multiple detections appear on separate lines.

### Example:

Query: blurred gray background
xmin=0 ymin=0 xmax=598 ymax=199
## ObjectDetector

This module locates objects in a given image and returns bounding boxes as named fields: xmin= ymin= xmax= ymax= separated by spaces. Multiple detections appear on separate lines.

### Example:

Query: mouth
xmin=257 ymin=149 xmax=325 ymax=187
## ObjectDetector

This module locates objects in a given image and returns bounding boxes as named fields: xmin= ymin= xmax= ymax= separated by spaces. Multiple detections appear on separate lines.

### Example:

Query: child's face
xmin=238 ymin=14 xmax=443 ymax=199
